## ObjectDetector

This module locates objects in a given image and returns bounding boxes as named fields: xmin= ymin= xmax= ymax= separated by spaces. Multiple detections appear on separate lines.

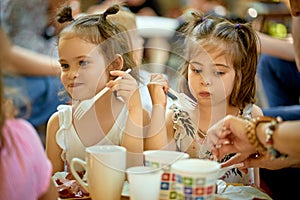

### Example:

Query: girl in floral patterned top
xmin=146 ymin=11 xmax=263 ymax=185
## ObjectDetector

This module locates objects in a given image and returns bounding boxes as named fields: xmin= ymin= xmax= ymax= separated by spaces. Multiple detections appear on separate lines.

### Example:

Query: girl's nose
xmin=200 ymin=76 xmax=211 ymax=86
xmin=68 ymin=69 xmax=79 ymax=79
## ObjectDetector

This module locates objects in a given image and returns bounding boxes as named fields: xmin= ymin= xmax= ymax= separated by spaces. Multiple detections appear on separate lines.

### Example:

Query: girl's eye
xmin=60 ymin=63 xmax=69 ymax=70
xmin=79 ymin=60 xmax=89 ymax=66
xmin=214 ymin=71 xmax=225 ymax=76
xmin=192 ymin=68 xmax=202 ymax=73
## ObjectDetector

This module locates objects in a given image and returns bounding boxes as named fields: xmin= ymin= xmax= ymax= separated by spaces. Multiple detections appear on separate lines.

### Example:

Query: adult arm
xmin=290 ymin=0 xmax=300 ymax=70
xmin=292 ymin=16 xmax=300 ymax=71
xmin=256 ymin=120 xmax=300 ymax=157
xmin=6 ymin=46 xmax=61 ymax=76
xmin=1 ymin=27 xmax=61 ymax=76
xmin=257 ymin=31 xmax=295 ymax=62
xmin=207 ymin=115 xmax=300 ymax=169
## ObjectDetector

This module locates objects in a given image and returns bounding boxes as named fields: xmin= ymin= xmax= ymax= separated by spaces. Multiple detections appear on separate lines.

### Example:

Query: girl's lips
xmin=68 ymin=83 xmax=83 ymax=88
xmin=199 ymin=92 xmax=211 ymax=98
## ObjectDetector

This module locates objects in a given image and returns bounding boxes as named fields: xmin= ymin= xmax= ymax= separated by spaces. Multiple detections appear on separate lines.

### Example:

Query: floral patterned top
xmin=171 ymin=104 xmax=255 ymax=184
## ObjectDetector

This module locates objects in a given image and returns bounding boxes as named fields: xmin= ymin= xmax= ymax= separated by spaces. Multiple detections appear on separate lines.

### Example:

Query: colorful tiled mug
xmin=171 ymin=159 xmax=221 ymax=200
xmin=143 ymin=150 xmax=189 ymax=200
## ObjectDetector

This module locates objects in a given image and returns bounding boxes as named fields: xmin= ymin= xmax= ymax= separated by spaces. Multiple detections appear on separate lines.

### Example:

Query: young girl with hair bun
xmin=46 ymin=4 xmax=149 ymax=174
xmin=146 ymin=11 xmax=263 ymax=186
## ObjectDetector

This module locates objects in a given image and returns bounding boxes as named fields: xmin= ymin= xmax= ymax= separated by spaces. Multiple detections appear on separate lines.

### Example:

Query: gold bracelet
xmin=246 ymin=120 xmax=266 ymax=152
xmin=247 ymin=116 xmax=277 ymax=152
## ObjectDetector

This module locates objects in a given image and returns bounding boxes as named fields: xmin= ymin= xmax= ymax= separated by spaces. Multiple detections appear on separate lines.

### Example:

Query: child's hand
xmin=147 ymin=73 xmax=169 ymax=107
xmin=106 ymin=70 xmax=139 ymax=107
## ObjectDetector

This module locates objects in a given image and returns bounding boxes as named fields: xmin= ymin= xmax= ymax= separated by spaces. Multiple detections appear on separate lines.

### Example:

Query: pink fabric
xmin=0 ymin=119 xmax=52 ymax=200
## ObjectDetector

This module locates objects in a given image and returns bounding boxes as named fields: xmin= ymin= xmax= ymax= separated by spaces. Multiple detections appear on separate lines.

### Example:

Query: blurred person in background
xmin=253 ymin=0 xmax=300 ymax=121
xmin=0 ymin=28 xmax=58 ymax=200
xmin=246 ymin=0 xmax=300 ymax=198
xmin=0 ymin=0 xmax=72 ymax=141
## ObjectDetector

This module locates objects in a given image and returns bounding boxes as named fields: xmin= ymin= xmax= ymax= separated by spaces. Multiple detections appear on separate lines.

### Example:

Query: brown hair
xmin=56 ymin=4 xmax=139 ymax=81
xmin=178 ymin=11 xmax=259 ymax=109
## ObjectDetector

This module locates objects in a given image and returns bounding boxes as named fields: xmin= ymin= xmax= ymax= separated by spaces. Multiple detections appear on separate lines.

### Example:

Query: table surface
xmin=54 ymin=173 xmax=272 ymax=200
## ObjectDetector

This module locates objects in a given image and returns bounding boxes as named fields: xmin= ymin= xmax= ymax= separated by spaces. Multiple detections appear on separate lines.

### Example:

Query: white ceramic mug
xmin=70 ymin=145 xmax=126 ymax=200
xmin=171 ymin=159 xmax=221 ymax=199
xmin=126 ymin=166 xmax=163 ymax=200
xmin=143 ymin=150 xmax=189 ymax=200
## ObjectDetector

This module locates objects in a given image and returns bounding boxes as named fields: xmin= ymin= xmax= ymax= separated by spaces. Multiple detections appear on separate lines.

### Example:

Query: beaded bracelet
xmin=246 ymin=116 xmax=273 ymax=152
xmin=265 ymin=116 xmax=288 ymax=160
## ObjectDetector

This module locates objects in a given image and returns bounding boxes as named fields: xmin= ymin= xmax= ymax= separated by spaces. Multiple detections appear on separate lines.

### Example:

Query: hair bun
xmin=57 ymin=6 xmax=74 ymax=23
xmin=103 ymin=4 xmax=120 ymax=20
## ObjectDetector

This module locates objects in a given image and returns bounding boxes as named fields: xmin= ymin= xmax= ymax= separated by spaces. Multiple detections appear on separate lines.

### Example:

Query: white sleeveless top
xmin=55 ymin=105 xmax=127 ymax=170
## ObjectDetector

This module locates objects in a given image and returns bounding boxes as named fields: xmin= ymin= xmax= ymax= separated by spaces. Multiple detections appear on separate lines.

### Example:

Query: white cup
xmin=70 ymin=145 xmax=126 ymax=200
xmin=143 ymin=150 xmax=189 ymax=199
xmin=126 ymin=166 xmax=163 ymax=200
xmin=171 ymin=159 xmax=221 ymax=199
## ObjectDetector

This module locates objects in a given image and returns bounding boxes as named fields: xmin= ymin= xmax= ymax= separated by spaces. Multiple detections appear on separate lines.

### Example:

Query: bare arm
xmin=292 ymin=16 xmax=300 ymax=71
xmin=257 ymin=31 xmax=295 ymax=61
xmin=46 ymin=112 xmax=65 ymax=174
xmin=290 ymin=0 xmax=300 ymax=70
xmin=257 ymin=120 xmax=300 ymax=158
xmin=1 ymin=27 xmax=61 ymax=76
xmin=7 ymin=46 xmax=61 ymax=76
xmin=145 ymin=74 xmax=176 ymax=150
xmin=106 ymin=70 xmax=145 ymax=167
xmin=237 ymin=120 xmax=300 ymax=170
xmin=121 ymin=89 xmax=145 ymax=167
xmin=144 ymin=104 xmax=169 ymax=150
xmin=207 ymin=116 xmax=300 ymax=170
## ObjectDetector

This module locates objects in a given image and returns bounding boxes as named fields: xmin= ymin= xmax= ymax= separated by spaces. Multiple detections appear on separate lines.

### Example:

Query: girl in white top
xmin=46 ymin=4 xmax=149 ymax=174
xmin=146 ymin=12 xmax=263 ymax=185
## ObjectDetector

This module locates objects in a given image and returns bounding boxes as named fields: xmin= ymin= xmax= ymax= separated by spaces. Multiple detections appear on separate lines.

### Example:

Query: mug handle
xmin=70 ymin=158 xmax=89 ymax=192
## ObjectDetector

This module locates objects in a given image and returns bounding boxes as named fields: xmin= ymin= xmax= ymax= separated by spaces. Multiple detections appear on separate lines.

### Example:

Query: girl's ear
xmin=109 ymin=54 xmax=123 ymax=71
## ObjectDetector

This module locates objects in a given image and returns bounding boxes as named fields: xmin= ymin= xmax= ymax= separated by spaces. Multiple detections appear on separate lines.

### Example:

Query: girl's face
xmin=58 ymin=37 xmax=108 ymax=100
xmin=188 ymin=45 xmax=236 ymax=106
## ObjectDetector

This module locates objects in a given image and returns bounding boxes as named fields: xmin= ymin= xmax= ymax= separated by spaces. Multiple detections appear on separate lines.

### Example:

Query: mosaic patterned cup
xmin=143 ymin=150 xmax=189 ymax=200
xmin=171 ymin=159 xmax=220 ymax=200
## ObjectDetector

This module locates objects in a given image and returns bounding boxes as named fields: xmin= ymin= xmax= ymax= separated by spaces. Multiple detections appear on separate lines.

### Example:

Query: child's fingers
xmin=110 ymin=70 xmax=131 ymax=79
xmin=106 ymin=70 xmax=135 ymax=88
xmin=148 ymin=73 xmax=169 ymax=88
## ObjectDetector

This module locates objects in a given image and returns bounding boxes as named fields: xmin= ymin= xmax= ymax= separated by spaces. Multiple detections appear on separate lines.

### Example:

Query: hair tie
xmin=56 ymin=6 xmax=75 ymax=23
xmin=235 ymin=23 xmax=241 ymax=29
xmin=201 ymin=17 xmax=207 ymax=22
xmin=103 ymin=11 xmax=108 ymax=20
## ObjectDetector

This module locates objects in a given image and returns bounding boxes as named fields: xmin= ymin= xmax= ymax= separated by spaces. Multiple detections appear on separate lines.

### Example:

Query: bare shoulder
xmin=251 ymin=104 xmax=264 ymax=117
xmin=47 ymin=112 xmax=60 ymax=132
xmin=46 ymin=112 xmax=60 ymax=147
xmin=143 ymin=108 xmax=151 ymax=126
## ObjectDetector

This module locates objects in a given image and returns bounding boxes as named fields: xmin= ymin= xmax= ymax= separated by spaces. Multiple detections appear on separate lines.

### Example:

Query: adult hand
xmin=221 ymin=151 xmax=299 ymax=171
xmin=147 ymin=73 xmax=169 ymax=107
xmin=207 ymin=115 xmax=257 ymax=161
